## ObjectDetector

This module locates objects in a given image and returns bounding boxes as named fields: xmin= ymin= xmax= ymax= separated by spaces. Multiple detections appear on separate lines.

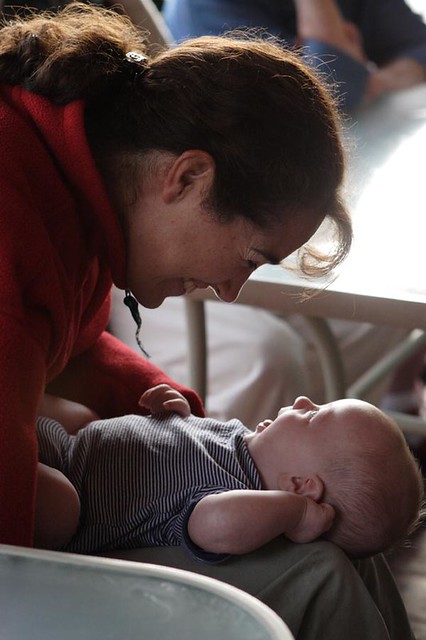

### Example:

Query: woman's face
xmin=121 ymin=151 xmax=321 ymax=309
xmin=126 ymin=212 xmax=320 ymax=309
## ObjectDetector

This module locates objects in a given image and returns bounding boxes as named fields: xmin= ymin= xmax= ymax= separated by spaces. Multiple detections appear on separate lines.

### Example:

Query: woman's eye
xmin=247 ymin=260 xmax=258 ymax=271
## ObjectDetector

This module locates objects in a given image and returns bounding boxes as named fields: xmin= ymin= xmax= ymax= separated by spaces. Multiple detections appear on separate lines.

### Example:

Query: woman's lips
xmin=183 ymin=279 xmax=197 ymax=294
xmin=183 ymin=279 xmax=209 ymax=294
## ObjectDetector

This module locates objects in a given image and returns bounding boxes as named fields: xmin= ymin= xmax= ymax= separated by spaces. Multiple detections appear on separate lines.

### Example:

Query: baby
xmin=36 ymin=385 xmax=424 ymax=559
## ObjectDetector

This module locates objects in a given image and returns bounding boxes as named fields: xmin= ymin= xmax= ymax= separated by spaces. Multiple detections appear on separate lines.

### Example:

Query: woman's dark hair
xmin=0 ymin=3 xmax=352 ymax=276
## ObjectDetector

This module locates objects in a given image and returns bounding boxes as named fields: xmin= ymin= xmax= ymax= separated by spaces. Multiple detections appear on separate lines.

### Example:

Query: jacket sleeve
xmin=0 ymin=315 xmax=47 ymax=546
xmin=47 ymin=330 xmax=205 ymax=419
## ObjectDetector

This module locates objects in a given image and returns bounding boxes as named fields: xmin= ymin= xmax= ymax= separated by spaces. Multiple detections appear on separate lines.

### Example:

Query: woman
xmin=0 ymin=2 xmax=350 ymax=548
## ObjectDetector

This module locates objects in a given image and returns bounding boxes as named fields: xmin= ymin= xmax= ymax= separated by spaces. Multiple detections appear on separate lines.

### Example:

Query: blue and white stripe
xmin=37 ymin=413 xmax=261 ymax=555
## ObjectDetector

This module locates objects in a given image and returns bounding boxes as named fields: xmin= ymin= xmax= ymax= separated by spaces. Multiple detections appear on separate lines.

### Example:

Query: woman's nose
xmin=213 ymin=273 xmax=250 ymax=303
xmin=292 ymin=396 xmax=318 ymax=411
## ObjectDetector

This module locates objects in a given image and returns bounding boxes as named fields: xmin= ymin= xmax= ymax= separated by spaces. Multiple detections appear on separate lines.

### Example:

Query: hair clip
xmin=123 ymin=51 xmax=149 ymax=80
xmin=125 ymin=51 xmax=148 ymax=65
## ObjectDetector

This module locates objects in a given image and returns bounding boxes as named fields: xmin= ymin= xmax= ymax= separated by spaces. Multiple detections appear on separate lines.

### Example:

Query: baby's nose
xmin=293 ymin=396 xmax=317 ymax=411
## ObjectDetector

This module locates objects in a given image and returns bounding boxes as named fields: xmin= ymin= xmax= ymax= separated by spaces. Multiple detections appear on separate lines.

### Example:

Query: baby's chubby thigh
xmin=34 ymin=462 xmax=80 ymax=550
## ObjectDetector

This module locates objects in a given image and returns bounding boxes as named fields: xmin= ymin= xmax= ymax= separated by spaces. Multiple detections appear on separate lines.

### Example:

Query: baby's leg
xmin=34 ymin=462 xmax=80 ymax=549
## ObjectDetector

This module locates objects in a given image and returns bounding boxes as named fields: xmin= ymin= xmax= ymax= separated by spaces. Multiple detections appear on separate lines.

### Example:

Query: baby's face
xmin=252 ymin=396 xmax=391 ymax=476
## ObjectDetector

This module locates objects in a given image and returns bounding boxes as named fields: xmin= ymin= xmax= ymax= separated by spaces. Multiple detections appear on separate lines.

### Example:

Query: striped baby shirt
xmin=37 ymin=413 xmax=262 ymax=559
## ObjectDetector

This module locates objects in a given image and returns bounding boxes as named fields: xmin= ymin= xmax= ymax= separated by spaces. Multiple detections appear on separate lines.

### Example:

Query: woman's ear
xmin=278 ymin=473 xmax=324 ymax=501
xmin=162 ymin=150 xmax=215 ymax=203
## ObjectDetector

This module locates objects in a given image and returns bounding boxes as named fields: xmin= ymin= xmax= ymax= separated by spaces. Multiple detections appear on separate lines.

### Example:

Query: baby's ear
xmin=278 ymin=473 xmax=324 ymax=501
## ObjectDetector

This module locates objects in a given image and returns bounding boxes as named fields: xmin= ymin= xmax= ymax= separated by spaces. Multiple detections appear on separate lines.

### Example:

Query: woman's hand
xmin=139 ymin=383 xmax=191 ymax=417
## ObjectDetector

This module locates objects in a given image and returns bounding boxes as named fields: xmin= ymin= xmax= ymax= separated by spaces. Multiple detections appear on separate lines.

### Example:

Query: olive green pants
xmin=106 ymin=538 xmax=414 ymax=640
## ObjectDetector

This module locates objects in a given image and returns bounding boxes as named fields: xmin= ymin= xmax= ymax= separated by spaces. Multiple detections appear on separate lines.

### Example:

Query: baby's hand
xmin=139 ymin=384 xmax=191 ymax=417
xmin=255 ymin=419 xmax=273 ymax=433
xmin=286 ymin=497 xmax=335 ymax=544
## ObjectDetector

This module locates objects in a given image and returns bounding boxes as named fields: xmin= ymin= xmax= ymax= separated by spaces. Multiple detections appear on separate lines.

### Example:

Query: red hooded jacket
xmin=0 ymin=85 xmax=204 ymax=546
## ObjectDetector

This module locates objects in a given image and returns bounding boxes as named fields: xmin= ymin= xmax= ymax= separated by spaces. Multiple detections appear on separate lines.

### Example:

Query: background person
xmin=162 ymin=0 xmax=426 ymax=112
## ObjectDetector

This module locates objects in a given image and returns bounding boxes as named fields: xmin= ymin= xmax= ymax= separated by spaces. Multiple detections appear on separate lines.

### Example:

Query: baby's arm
xmin=139 ymin=383 xmax=191 ymax=417
xmin=187 ymin=490 xmax=335 ymax=555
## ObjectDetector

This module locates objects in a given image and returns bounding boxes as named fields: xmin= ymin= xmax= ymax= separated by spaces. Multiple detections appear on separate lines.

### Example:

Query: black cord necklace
xmin=123 ymin=289 xmax=150 ymax=358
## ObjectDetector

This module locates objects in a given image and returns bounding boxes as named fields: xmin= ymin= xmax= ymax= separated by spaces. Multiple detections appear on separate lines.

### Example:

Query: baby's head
xmin=247 ymin=396 xmax=425 ymax=557
xmin=318 ymin=403 xmax=424 ymax=557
